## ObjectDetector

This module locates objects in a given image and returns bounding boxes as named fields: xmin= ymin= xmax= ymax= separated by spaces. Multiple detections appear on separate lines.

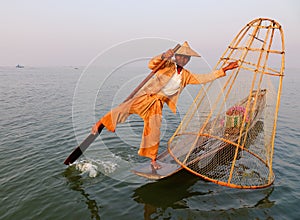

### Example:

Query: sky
xmin=0 ymin=0 xmax=299 ymax=67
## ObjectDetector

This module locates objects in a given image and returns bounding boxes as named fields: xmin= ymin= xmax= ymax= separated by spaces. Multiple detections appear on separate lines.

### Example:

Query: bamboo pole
xmin=227 ymin=18 xmax=263 ymax=184
xmin=268 ymin=23 xmax=285 ymax=182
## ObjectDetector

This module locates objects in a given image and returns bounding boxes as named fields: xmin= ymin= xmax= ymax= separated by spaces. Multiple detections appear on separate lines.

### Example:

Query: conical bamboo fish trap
xmin=168 ymin=18 xmax=285 ymax=189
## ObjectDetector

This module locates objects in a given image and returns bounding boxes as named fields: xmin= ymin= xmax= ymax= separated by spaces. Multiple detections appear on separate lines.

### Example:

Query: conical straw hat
xmin=176 ymin=41 xmax=201 ymax=57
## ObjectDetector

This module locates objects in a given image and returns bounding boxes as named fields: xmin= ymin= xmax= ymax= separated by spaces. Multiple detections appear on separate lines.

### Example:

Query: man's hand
xmin=222 ymin=61 xmax=239 ymax=72
xmin=161 ymin=49 xmax=174 ymax=60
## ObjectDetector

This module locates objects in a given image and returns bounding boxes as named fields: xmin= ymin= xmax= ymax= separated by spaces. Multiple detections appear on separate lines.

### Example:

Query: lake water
xmin=0 ymin=66 xmax=299 ymax=220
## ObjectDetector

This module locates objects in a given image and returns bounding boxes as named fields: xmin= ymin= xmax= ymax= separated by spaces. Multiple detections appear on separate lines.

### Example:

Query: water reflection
xmin=133 ymin=170 xmax=275 ymax=219
xmin=133 ymin=170 xmax=209 ymax=219
xmin=62 ymin=167 xmax=101 ymax=220
xmin=254 ymin=187 xmax=275 ymax=208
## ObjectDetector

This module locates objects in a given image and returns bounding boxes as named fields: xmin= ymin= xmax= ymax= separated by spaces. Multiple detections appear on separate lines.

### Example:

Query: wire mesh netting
xmin=168 ymin=18 xmax=285 ymax=189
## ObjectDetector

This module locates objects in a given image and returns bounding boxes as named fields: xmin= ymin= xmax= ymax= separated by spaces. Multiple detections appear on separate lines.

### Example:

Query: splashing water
xmin=74 ymin=156 xmax=120 ymax=178
xmin=75 ymin=161 xmax=99 ymax=178
xmin=95 ymin=159 xmax=119 ymax=174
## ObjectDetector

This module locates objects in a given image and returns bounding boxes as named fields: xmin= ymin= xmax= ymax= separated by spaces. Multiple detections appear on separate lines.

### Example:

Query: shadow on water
xmin=62 ymin=167 xmax=101 ymax=220
xmin=132 ymin=170 xmax=211 ymax=219
xmin=133 ymin=170 xmax=207 ymax=207
xmin=253 ymin=187 xmax=275 ymax=208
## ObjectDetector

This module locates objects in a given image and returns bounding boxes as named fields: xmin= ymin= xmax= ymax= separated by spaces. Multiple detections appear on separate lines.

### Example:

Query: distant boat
xmin=16 ymin=64 xmax=24 ymax=68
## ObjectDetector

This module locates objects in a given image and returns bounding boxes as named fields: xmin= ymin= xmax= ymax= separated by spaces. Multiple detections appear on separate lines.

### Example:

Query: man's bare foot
xmin=151 ymin=160 xmax=162 ymax=170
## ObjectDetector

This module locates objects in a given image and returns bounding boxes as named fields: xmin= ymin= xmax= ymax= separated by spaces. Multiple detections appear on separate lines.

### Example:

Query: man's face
xmin=175 ymin=54 xmax=191 ymax=67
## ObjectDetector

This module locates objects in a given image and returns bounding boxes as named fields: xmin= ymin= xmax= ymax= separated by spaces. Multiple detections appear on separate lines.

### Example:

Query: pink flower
xmin=226 ymin=105 xmax=249 ymax=122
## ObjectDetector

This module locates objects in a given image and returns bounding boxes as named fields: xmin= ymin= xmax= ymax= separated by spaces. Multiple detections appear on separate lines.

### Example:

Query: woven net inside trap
xmin=168 ymin=18 xmax=284 ymax=189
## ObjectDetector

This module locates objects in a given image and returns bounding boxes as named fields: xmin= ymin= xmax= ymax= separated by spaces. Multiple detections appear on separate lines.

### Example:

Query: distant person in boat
xmin=92 ymin=41 xmax=238 ymax=169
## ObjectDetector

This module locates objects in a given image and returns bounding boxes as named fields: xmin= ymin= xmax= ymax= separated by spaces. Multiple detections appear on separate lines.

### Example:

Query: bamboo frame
xmin=168 ymin=18 xmax=285 ymax=189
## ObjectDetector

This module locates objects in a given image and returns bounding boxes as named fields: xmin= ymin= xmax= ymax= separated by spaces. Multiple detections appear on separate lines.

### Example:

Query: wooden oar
xmin=64 ymin=43 xmax=181 ymax=165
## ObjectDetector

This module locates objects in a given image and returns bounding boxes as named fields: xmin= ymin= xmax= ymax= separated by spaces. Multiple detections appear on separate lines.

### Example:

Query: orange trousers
xmin=99 ymin=94 xmax=166 ymax=160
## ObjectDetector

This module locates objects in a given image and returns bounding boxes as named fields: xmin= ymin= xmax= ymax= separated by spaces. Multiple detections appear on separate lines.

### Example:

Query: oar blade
xmin=64 ymin=133 xmax=99 ymax=165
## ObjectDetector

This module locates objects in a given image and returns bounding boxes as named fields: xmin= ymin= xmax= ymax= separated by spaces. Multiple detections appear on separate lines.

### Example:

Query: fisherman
xmin=92 ymin=41 xmax=238 ymax=169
